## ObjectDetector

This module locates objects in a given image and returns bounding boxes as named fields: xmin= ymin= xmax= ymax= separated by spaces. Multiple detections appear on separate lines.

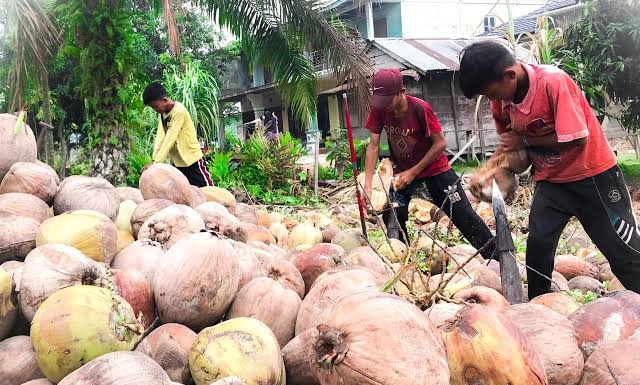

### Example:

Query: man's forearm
xmin=525 ymin=132 xmax=587 ymax=150
xmin=364 ymin=142 xmax=379 ymax=187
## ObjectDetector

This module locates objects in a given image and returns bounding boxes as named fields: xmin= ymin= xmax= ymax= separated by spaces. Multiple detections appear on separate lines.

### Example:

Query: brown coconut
xmin=139 ymin=163 xmax=196 ymax=207
xmin=578 ymin=340 xmax=640 ymax=385
xmin=200 ymin=186 xmax=236 ymax=214
xmin=569 ymin=290 xmax=640 ymax=357
xmin=115 ymin=186 xmax=144 ymax=203
xmin=282 ymin=328 xmax=320 ymax=385
xmin=269 ymin=223 xmax=289 ymax=248
xmin=196 ymin=202 xmax=247 ymax=242
xmin=597 ymin=262 xmax=615 ymax=282
xmin=0 ymin=335 xmax=44 ymax=385
xmin=152 ymin=232 xmax=239 ymax=331
xmin=229 ymin=241 xmax=263 ymax=291
xmin=234 ymin=202 xmax=258 ymax=224
xmin=550 ymin=271 xmax=571 ymax=292
xmin=425 ymin=303 xmax=463 ymax=329
xmin=441 ymin=304 xmax=547 ymax=385
xmin=344 ymin=246 xmax=393 ymax=279
xmin=130 ymin=199 xmax=174 ymax=239
xmin=0 ymin=162 xmax=58 ymax=204
xmin=453 ymin=286 xmax=510 ymax=312
xmin=321 ymin=225 xmax=340 ymax=243
xmin=0 ymin=214 xmax=40 ymax=263
xmin=0 ymin=192 xmax=52 ymax=224
xmin=226 ymin=277 xmax=302 ymax=347
xmin=111 ymin=239 xmax=164 ymax=283
xmin=469 ymin=165 xmax=519 ymax=204
xmin=554 ymin=255 xmax=599 ymax=280
xmin=530 ymin=292 xmax=582 ymax=318
xmin=18 ymin=244 xmax=107 ymax=321
xmin=53 ymin=175 xmax=120 ymax=221
xmin=295 ymin=266 xmax=383 ymax=336
xmin=243 ymin=223 xmax=276 ymax=244
xmin=330 ymin=228 xmax=368 ymax=253
xmin=137 ymin=205 xmax=205 ymax=250
xmin=189 ymin=186 xmax=206 ymax=208
xmin=112 ymin=269 xmax=156 ymax=329
xmin=568 ymin=276 xmax=606 ymax=297
xmin=0 ymin=113 xmax=37 ymax=180
xmin=292 ymin=243 xmax=347 ymax=295
xmin=135 ymin=323 xmax=197 ymax=384
xmin=19 ymin=380 xmax=53 ymax=385
xmin=263 ymin=258 xmax=305 ymax=299
xmin=310 ymin=291 xmax=449 ymax=385
xmin=504 ymin=303 xmax=584 ymax=385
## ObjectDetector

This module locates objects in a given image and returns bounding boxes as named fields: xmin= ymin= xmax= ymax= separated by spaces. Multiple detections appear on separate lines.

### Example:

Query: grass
xmin=618 ymin=153 xmax=640 ymax=186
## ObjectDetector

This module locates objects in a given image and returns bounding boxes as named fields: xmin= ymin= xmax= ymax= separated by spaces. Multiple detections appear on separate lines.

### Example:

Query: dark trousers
xmin=176 ymin=158 xmax=214 ymax=187
xmin=527 ymin=165 xmax=640 ymax=299
xmin=383 ymin=169 xmax=497 ymax=260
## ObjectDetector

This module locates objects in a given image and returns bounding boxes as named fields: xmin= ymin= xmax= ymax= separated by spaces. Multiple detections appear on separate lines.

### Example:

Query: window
xmin=484 ymin=15 xmax=496 ymax=33
xmin=374 ymin=18 xmax=388 ymax=38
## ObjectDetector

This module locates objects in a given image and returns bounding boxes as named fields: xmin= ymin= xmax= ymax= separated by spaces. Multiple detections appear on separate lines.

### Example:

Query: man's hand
xmin=499 ymin=131 xmax=525 ymax=152
xmin=393 ymin=169 xmax=417 ymax=191
xmin=363 ymin=183 xmax=373 ymax=202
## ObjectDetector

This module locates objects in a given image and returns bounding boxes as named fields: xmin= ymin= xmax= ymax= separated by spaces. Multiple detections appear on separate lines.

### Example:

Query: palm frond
xmin=4 ymin=0 xmax=60 ymax=112
xmin=162 ymin=0 xmax=182 ymax=57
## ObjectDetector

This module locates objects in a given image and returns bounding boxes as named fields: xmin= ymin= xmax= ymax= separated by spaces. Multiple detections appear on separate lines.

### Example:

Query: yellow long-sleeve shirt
xmin=152 ymin=101 xmax=203 ymax=167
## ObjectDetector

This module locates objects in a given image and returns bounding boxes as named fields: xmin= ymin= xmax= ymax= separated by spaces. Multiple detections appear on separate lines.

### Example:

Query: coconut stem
xmin=314 ymin=325 xmax=349 ymax=371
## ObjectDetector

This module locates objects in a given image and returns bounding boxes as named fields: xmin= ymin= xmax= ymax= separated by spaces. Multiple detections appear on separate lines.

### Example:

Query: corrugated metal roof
xmin=372 ymin=39 xmax=533 ymax=73
xmin=483 ymin=0 xmax=580 ymax=36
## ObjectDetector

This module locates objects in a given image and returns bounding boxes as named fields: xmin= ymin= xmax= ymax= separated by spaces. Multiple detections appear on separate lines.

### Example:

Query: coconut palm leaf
xmin=3 ymin=0 xmax=60 ymax=112
xmin=162 ymin=0 xmax=182 ymax=57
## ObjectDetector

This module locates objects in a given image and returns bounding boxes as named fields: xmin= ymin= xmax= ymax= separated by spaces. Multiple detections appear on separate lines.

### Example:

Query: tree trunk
xmin=41 ymin=79 xmax=55 ymax=166
xmin=57 ymin=118 xmax=68 ymax=179
xmin=91 ymin=123 xmax=129 ymax=186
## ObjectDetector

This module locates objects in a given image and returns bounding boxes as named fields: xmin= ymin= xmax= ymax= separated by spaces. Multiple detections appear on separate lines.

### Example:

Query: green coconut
xmin=30 ymin=285 xmax=144 ymax=383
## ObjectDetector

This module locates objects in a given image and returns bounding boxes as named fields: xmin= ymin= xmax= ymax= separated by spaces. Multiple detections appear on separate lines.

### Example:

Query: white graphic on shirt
xmin=609 ymin=189 xmax=621 ymax=203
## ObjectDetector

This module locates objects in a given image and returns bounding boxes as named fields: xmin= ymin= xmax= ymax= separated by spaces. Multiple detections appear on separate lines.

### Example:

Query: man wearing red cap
xmin=363 ymin=68 xmax=496 ymax=259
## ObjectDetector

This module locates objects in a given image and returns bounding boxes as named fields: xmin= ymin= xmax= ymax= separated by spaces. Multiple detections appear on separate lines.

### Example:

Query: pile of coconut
xmin=0 ymin=112 xmax=639 ymax=385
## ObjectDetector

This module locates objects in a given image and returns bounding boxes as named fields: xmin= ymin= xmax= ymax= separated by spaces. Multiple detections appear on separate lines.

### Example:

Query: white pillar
xmin=365 ymin=0 xmax=374 ymax=40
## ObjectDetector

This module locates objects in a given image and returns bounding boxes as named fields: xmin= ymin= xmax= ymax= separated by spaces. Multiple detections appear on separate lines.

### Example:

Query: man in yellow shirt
xmin=142 ymin=83 xmax=213 ymax=187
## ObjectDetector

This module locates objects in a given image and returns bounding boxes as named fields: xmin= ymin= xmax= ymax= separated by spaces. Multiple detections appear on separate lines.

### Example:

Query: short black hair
xmin=458 ymin=40 xmax=517 ymax=99
xmin=143 ymin=83 xmax=167 ymax=105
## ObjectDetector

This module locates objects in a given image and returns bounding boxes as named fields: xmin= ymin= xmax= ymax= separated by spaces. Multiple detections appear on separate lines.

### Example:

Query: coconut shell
xmin=153 ymin=233 xmax=239 ymax=330
xmin=138 ymin=205 xmax=205 ymax=250
xmin=234 ymin=203 xmax=258 ymax=224
xmin=19 ymin=244 xmax=107 ymax=322
xmin=135 ymin=323 xmax=197 ymax=384
xmin=57 ymin=351 xmax=173 ymax=385
xmin=197 ymin=202 xmax=247 ymax=242
xmin=263 ymin=258 xmax=305 ymax=299
xmin=0 ymin=268 xmax=17 ymax=340
xmin=344 ymin=246 xmax=393 ymax=279
xmin=130 ymin=199 xmax=174 ymax=239
xmin=554 ymin=255 xmax=599 ymax=280
xmin=504 ymin=303 xmax=584 ymax=385
xmin=115 ymin=186 xmax=144 ymax=203
xmin=568 ymin=276 xmax=606 ymax=297
xmin=569 ymin=290 xmax=640 ymax=358
xmin=453 ymin=286 xmax=510 ymax=312
xmin=227 ymin=277 xmax=302 ymax=347
xmin=321 ymin=225 xmax=340 ymax=243
xmin=310 ymin=291 xmax=449 ymax=385
xmin=0 ymin=192 xmax=52 ymax=223
xmin=282 ymin=328 xmax=320 ymax=385
xmin=53 ymin=175 xmax=120 ymax=221
xmin=112 ymin=269 xmax=156 ymax=329
xmin=139 ymin=163 xmax=196 ymax=207
xmin=111 ymin=239 xmax=164 ymax=284
xmin=331 ymin=228 xmax=368 ymax=253
xmin=0 ymin=113 xmax=37 ymax=180
xmin=530 ymin=292 xmax=582 ymax=318
xmin=0 ymin=214 xmax=39 ymax=263
xmin=289 ymin=223 xmax=323 ymax=249
xmin=292 ymin=243 xmax=347 ymax=295
xmin=441 ymin=304 xmax=547 ymax=385
xmin=578 ymin=340 xmax=640 ymax=385
xmin=0 ymin=335 xmax=44 ymax=385
xmin=36 ymin=210 xmax=118 ymax=263
xmin=425 ymin=303 xmax=463 ymax=329
xmin=189 ymin=317 xmax=285 ymax=385
xmin=295 ymin=267 xmax=383 ymax=336
xmin=0 ymin=162 xmax=59 ymax=204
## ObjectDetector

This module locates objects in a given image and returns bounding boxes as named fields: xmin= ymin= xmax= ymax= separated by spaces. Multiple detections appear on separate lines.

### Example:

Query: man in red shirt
xmin=459 ymin=40 xmax=640 ymax=298
xmin=363 ymin=68 xmax=496 ymax=260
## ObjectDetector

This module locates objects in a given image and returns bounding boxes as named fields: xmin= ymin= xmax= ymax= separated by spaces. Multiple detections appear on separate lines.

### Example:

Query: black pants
xmin=176 ymin=158 xmax=214 ymax=187
xmin=383 ymin=169 xmax=497 ymax=260
xmin=527 ymin=165 xmax=640 ymax=299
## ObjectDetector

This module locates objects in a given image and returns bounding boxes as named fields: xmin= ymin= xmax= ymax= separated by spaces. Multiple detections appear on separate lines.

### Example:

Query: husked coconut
xmin=0 ymin=268 xmax=17 ymax=340
xmin=331 ymin=228 xmax=368 ymax=253
xmin=229 ymin=241 xmax=262 ymax=291
xmin=57 ymin=351 xmax=173 ymax=385
xmin=289 ymin=222 xmax=323 ymax=249
xmin=130 ymin=199 xmax=174 ymax=239
xmin=138 ymin=205 xmax=205 ymax=250
xmin=419 ymin=237 xmax=449 ymax=274
xmin=554 ymin=255 xmax=599 ymax=280
xmin=453 ymin=286 xmax=510 ymax=312
xmin=53 ymin=176 xmax=120 ymax=220
xmin=264 ymin=258 xmax=305 ymax=299
xmin=295 ymin=267 xmax=383 ymax=336
xmin=441 ymin=304 xmax=547 ymax=385
xmin=344 ymin=246 xmax=393 ymax=279
xmin=189 ymin=317 xmax=285 ymax=385
xmin=469 ymin=166 xmax=519 ymax=204
xmin=196 ymin=202 xmax=247 ymax=242
xmin=135 ymin=323 xmax=197 ymax=384
xmin=425 ymin=303 xmax=463 ymax=329
xmin=153 ymin=233 xmax=239 ymax=330
xmin=111 ymin=239 xmax=164 ymax=283
xmin=36 ymin=210 xmax=118 ymax=263
xmin=226 ymin=277 xmax=302 ymax=347
xmin=310 ymin=291 xmax=449 ymax=385
xmin=292 ymin=243 xmax=347 ymax=295
xmin=568 ymin=276 xmax=606 ymax=296
xmin=578 ymin=340 xmax=640 ymax=385
xmin=200 ymin=186 xmax=236 ymax=213
xmin=282 ymin=328 xmax=320 ymax=385
xmin=19 ymin=244 xmax=107 ymax=321
xmin=139 ymin=163 xmax=196 ymax=206
xmin=115 ymin=200 xmax=138 ymax=233
xmin=234 ymin=203 xmax=258 ymax=224
xmin=115 ymin=186 xmax=144 ymax=203
xmin=0 ymin=335 xmax=44 ymax=385
xmin=0 ymin=214 xmax=39 ymax=263
xmin=530 ymin=292 xmax=581 ymax=318
xmin=0 ymin=113 xmax=37 ymax=180
xmin=504 ymin=303 xmax=584 ymax=385
xmin=0 ymin=162 xmax=58 ymax=204
xmin=0 ymin=192 xmax=52 ymax=223
xmin=377 ymin=239 xmax=408 ymax=263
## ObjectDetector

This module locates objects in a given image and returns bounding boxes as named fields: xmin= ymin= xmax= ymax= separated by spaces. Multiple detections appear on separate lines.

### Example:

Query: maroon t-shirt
xmin=365 ymin=95 xmax=451 ymax=179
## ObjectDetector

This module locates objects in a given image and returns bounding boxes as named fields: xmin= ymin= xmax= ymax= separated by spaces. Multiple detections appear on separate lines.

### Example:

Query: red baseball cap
xmin=371 ymin=68 xmax=404 ymax=109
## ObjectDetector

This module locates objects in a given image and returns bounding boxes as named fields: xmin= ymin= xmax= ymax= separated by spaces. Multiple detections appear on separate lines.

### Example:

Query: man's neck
xmin=164 ymin=100 xmax=176 ymax=114
xmin=393 ymin=95 xmax=409 ymax=117
xmin=513 ymin=63 xmax=530 ymax=104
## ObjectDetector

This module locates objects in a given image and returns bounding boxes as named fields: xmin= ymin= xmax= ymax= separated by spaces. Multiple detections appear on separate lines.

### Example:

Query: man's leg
xmin=575 ymin=165 xmax=640 ymax=293
xmin=176 ymin=158 xmax=214 ymax=187
xmin=526 ymin=182 xmax=573 ymax=299
xmin=424 ymin=169 xmax=497 ymax=260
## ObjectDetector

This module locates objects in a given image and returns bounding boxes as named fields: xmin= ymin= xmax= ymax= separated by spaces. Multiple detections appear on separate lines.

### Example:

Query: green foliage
xmin=567 ymin=289 xmax=599 ymax=304
xmin=324 ymin=127 xmax=350 ymax=177
xmin=525 ymin=16 xmax=564 ymax=65
xmin=207 ymin=151 xmax=238 ymax=189
xmin=318 ymin=165 xmax=339 ymax=181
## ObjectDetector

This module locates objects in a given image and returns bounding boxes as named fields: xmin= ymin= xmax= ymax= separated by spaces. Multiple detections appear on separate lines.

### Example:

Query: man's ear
xmin=504 ymin=68 xmax=517 ymax=80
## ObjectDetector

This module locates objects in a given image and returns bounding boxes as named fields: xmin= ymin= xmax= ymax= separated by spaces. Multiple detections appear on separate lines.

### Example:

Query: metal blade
xmin=491 ymin=179 xmax=504 ymax=208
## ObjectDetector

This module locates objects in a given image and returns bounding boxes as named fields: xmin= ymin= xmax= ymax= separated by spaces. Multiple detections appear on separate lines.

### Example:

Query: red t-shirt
xmin=364 ymin=96 xmax=451 ymax=179
xmin=491 ymin=63 xmax=616 ymax=183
